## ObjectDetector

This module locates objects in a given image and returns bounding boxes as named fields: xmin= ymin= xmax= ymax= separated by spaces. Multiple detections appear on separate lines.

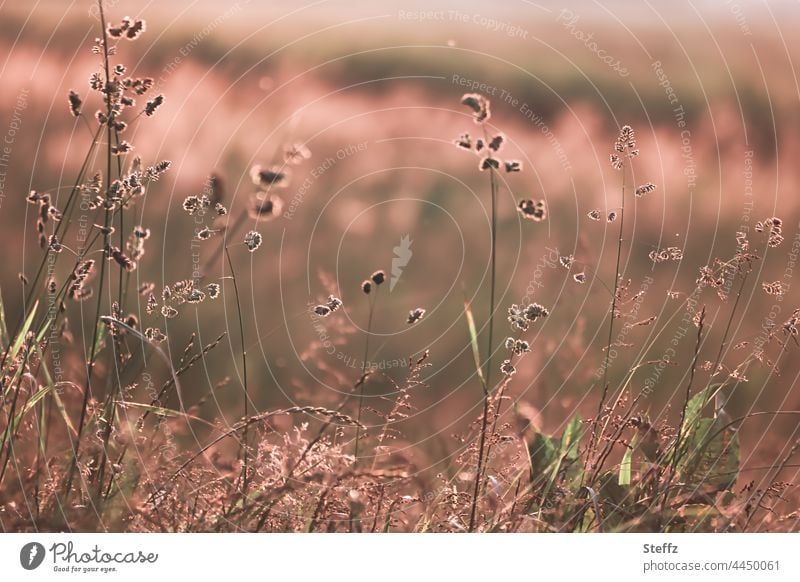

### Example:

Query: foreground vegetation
xmin=1 ymin=1 xmax=798 ymax=533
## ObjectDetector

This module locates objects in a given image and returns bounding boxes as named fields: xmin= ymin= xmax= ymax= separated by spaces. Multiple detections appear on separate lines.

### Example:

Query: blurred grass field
xmin=1 ymin=0 xmax=799 ymax=500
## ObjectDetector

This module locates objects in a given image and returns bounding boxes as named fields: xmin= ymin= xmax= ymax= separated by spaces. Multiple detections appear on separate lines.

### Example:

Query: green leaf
xmin=619 ymin=445 xmax=633 ymax=486
xmin=682 ymin=418 xmax=739 ymax=489
xmin=560 ymin=415 xmax=583 ymax=460
xmin=683 ymin=385 xmax=719 ymax=435
xmin=527 ymin=432 xmax=559 ymax=480
xmin=93 ymin=320 xmax=107 ymax=357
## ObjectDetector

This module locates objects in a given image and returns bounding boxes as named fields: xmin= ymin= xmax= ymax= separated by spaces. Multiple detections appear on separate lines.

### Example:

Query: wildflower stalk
xmin=483 ymin=124 xmax=498 ymax=390
xmin=597 ymin=161 xmax=626 ymax=423
xmin=64 ymin=0 xmax=115 ymax=500
xmin=354 ymin=282 xmax=379 ymax=464
xmin=590 ymin=126 xmax=646 ymax=467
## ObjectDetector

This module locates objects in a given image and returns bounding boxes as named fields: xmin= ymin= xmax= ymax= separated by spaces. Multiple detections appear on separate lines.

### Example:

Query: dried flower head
xmin=755 ymin=217 xmax=784 ymax=247
xmin=504 ymin=338 xmax=530 ymax=355
xmin=587 ymin=209 xmax=601 ymax=221
xmin=559 ymin=255 xmax=574 ymax=269
xmin=111 ymin=141 xmax=133 ymax=156
xmin=762 ymin=281 xmax=784 ymax=296
xmin=407 ymin=307 xmax=426 ymax=325
xmin=133 ymin=225 xmax=150 ymax=239
xmin=783 ymin=309 xmax=799 ymax=336
xmin=573 ymin=272 xmax=586 ymax=284
xmin=454 ymin=133 xmax=472 ymax=149
xmin=461 ymin=93 xmax=491 ymax=123
xmin=607 ymin=211 xmax=617 ymax=223
xmin=735 ymin=231 xmax=749 ymax=251
xmin=244 ymin=230 xmax=263 ymax=252
xmin=146 ymin=292 xmax=158 ymax=315
xmin=313 ymin=305 xmax=331 ymax=317
xmin=371 ymin=270 xmax=386 ymax=285
xmin=635 ymin=183 xmax=656 ymax=198
xmin=106 ymin=245 xmax=136 ymax=271
xmin=144 ymin=94 xmax=164 ymax=117
xmin=283 ymin=143 xmax=311 ymax=165
xmin=508 ymin=302 xmax=549 ymax=331
xmin=161 ymin=305 xmax=178 ymax=319
xmin=48 ymin=235 xmax=63 ymax=254
xmin=504 ymin=160 xmax=522 ymax=173
xmin=248 ymin=193 xmax=284 ymax=221
xmin=614 ymin=125 xmax=636 ymax=153
xmin=500 ymin=359 xmax=516 ymax=377
xmin=197 ymin=227 xmax=214 ymax=241
xmin=648 ymin=247 xmax=683 ymax=263
xmin=480 ymin=157 xmax=500 ymax=171
xmin=488 ymin=135 xmax=504 ymax=151
xmin=517 ymin=199 xmax=547 ymax=222
xmin=182 ymin=195 xmax=209 ymax=216
xmin=610 ymin=125 xmax=639 ymax=169
xmin=251 ymin=165 xmax=290 ymax=189
xmin=326 ymin=295 xmax=343 ymax=312
xmin=108 ymin=17 xmax=147 ymax=40
xmin=361 ymin=280 xmax=372 ymax=294
xmin=68 ymin=90 xmax=82 ymax=117
xmin=145 ymin=327 xmax=167 ymax=343
xmin=183 ymin=288 xmax=203 ymax=304
xmin=206 ymin=283 xmax=221 ymax=299
xmin=697 ymin=265 xmax=723 ymax=288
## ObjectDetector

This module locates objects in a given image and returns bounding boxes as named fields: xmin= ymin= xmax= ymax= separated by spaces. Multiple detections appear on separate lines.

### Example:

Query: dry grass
xmin=1 ymin=1 xmax=799 ymax=533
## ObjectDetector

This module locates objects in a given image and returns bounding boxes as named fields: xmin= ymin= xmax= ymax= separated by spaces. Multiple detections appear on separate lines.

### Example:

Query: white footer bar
xmin=1 ymin=533 xmax=797 ymax=581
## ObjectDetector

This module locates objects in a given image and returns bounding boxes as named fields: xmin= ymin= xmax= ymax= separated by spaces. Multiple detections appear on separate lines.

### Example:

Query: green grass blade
xmin=9 ymin=301 xmax=38 ymax=362
xmin=619 ymin=445 xmax=633 ymax=486
xmin=463 ymin=299 xmax=487 ymax=394
xmin=0 ymin=288 xmax=8 ymax=350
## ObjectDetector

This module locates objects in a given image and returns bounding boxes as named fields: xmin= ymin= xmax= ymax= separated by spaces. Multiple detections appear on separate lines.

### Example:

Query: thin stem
xmin=598 ymin=164 xmax=626 ymax=415
xmin=468 ymin=389 xmax=490 ymax=532
xmin=710 ymin=269 xmax=750 ymax=416
xmin=224 ymin=246 xmax=249 ymax=495
xmin=660 ymin=306 xmax=705 ymax=515
xmin=588 ymin=159 xmax=626 ymax=468
xmin=483 ymin=125 xmax=498 ymax=389
xmin=354 ymin=290 xmax=377 ymax=463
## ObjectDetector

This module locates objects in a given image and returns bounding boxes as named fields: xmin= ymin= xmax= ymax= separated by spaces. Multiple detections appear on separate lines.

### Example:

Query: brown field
xmin=0 ymin=0 xmax=799 ymax=532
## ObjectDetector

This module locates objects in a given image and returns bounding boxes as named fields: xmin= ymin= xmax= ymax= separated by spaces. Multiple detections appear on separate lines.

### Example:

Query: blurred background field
xmin=1 ymin=0 xmax=799 ymax=485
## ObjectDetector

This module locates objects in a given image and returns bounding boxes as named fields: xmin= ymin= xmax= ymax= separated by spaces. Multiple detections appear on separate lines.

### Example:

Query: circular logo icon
xmin=19 ymin=542 xmax=46 ymax=570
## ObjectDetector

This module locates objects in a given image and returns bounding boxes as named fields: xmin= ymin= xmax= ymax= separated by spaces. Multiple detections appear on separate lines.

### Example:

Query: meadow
xmin=0 ymin=0 xmax=799 ymax=532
